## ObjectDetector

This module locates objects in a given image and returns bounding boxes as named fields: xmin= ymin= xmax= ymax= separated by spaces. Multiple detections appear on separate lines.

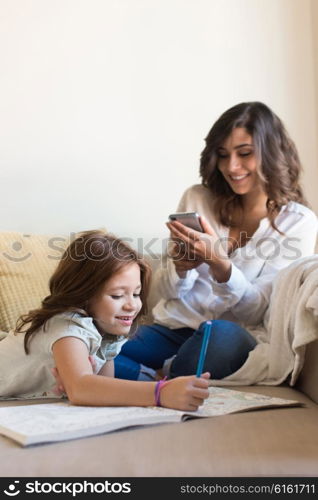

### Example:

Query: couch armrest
xmin=295 ymin=339 xmax=318 ymax=403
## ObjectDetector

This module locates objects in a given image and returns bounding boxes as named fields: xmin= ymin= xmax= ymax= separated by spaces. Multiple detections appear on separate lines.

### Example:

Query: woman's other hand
xmin=168 ymin=240 xmax=203 ymax=278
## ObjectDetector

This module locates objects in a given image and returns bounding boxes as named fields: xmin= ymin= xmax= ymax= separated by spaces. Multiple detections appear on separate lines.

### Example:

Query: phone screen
xmin=168 ymin=212 xmax=203 ymax=232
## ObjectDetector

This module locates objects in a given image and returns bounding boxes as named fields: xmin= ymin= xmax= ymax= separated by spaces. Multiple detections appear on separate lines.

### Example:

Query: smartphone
xmin=168 ymin=212 xmax=203 ymax=232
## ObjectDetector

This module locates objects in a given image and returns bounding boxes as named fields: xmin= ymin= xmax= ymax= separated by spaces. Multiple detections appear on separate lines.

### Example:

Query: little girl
xmin=0 ymin=230 xmax=209 ymax=411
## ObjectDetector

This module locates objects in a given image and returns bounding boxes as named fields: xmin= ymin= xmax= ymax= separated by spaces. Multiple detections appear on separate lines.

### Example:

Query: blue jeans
xmin=114 ymin=320 xmax=257 ymax=380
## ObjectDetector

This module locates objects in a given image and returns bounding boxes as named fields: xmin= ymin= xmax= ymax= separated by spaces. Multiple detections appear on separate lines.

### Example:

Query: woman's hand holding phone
xmin=167 ymin=212 xmax=204 ymax=278
xmin=167 ymin=215 xmax=232 ymax=282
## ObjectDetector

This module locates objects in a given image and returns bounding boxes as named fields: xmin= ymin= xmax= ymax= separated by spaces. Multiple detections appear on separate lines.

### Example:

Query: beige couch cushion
xmin=0 ymin=232 xmax=68 ymax=332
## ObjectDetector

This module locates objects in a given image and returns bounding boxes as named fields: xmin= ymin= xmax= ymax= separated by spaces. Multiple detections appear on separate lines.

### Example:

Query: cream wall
xmin=0 ymin=0 xmax=317 ymax=254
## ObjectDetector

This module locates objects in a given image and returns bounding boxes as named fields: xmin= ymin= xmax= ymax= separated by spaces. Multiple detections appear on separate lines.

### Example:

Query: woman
xmin=114 ymin=101 xmax=318 ymax=381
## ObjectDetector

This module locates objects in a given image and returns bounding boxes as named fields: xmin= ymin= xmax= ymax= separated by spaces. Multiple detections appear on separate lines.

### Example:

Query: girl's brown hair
xmin=200 ymin=101 xmax=307 ymax=231
xmin=16 ymin=230 xmax=151 ymax=353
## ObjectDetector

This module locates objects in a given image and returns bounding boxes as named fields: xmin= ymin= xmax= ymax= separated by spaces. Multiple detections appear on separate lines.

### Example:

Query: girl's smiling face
xmin=217 ymin=127 xmax=265 ymax=198
xmin=88 ymin=262 xmax=142 ymax=336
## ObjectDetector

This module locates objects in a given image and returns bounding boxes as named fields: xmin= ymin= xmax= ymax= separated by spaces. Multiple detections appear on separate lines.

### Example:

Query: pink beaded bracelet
xmin=154 ymin=376 xmax=170 ymax=406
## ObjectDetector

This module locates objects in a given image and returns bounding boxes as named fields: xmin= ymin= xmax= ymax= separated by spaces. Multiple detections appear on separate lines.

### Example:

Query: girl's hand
xmin=51 ymin=355 xmax=97 ymax=396
xmin=166 ymin=217 xmax=232 ymax=282
xmin=160 ymin=372 xmax=210 ymax=411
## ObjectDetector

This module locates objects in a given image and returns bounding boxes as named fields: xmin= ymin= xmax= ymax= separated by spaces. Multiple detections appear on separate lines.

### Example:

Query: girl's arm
xmin=52 ymin=337 xmax=210 ymax=410
xmin=51 ymin=357 xmax=113 ymax=394
xmin=98 ymin=360 xmax=114 ymax=377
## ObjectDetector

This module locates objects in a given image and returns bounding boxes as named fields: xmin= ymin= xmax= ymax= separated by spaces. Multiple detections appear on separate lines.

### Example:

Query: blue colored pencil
xmin=196 ymin=321 xmax=212 ymax=377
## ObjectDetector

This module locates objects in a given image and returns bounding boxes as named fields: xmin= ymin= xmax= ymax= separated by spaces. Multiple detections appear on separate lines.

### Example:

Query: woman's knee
xmin=170 ymin=320 xmax=257 ymax=379
xmin=208 ymin=320 xmax=257 ymax=351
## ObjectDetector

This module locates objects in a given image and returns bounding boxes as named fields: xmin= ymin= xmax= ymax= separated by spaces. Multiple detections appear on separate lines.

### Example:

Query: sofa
xmin=0 ymin=231 xmax=318 ymax=477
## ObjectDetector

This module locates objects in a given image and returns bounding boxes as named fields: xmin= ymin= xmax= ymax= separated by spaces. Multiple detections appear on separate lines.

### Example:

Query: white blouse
xmin=152 ymin=184 xmax=318 ymax=330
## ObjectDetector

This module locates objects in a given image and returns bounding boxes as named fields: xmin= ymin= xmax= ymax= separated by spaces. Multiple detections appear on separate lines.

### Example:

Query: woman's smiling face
xmin=217 ymin=127 xmax=264 ymax=197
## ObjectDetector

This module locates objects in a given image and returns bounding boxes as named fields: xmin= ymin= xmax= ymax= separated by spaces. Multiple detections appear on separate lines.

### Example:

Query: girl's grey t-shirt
xmin=0 ymin=312 xmax=126 ymax=399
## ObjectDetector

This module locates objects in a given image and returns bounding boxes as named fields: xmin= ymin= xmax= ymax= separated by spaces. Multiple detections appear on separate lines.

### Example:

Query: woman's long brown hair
xmin=200 ymin=101 xmax=307 ymax=231
xmin=16 ymin=230 xmax=151 ymax=353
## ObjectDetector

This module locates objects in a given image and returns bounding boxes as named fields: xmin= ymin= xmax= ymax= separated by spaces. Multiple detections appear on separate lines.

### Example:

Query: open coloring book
xmin=0 ymin=387 xmax=302 ymax=446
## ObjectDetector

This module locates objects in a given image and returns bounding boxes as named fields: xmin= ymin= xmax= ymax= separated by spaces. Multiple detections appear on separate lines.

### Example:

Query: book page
xmin=0 ymin=402 xmax=182 ymax=445
xmin=185 ymin=387 xmax=302 ymax=419
xmin=0 ymin=387 xmax=302 ymax=446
